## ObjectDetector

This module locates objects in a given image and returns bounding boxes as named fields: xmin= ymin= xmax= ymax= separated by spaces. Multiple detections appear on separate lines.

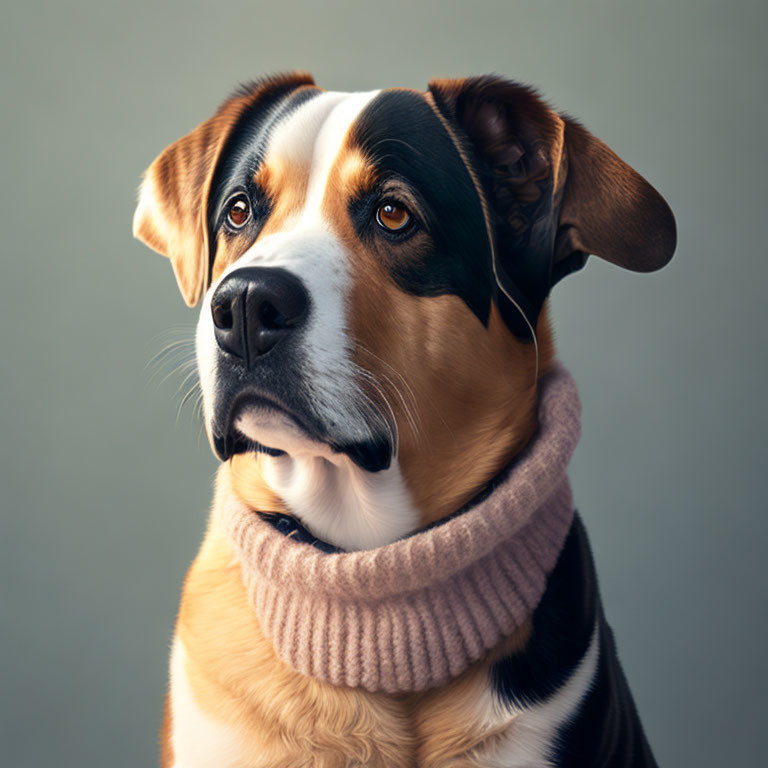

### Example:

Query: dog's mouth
xmin=211 ymin=391 xmax=392 ymax=473
xmin=212 ymin=392 xmax=307 ymax=461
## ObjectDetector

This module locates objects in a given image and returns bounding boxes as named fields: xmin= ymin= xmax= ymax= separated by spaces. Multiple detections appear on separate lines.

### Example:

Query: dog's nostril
xmin=258 ymin=301 xmax=288 ymax=331
xmin=212 ymin=303 xmax=234 ymax=330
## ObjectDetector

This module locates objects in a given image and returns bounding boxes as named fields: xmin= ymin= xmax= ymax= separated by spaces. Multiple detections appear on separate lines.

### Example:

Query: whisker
xmin=156 ymin=359 xmax=197 ymax=388
xmin=176 ymin=381 xmax=202 ymax=424
xmin=145 ymin=339 xmax=195 ymax=370
xmin=145 ymin=326 xmax=206 ymax=432
xmin=172 ymin=367 xmax=200 ymax=400
xmin=355 ymin=345 xmax=424 ymax=450
xmin=353 ymin=366 xmax=400 ymax=453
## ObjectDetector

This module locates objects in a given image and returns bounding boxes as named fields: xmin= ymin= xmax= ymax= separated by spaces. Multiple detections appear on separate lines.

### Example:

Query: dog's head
xmin=134 ymin=72 xmax=675 ymax=545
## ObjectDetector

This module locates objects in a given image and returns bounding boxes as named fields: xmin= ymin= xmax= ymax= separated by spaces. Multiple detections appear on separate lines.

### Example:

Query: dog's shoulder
xmin=488 ymin=515 xmax=659 ymax=768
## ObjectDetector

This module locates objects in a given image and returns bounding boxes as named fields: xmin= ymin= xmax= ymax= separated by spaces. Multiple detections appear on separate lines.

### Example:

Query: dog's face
xmin=134 ymin=73 xmax=675 ymax=544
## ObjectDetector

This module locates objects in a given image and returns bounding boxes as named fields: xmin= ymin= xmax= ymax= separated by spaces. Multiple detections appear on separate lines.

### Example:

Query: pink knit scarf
xmin=220 ymin=364 xmax=581 ymax=693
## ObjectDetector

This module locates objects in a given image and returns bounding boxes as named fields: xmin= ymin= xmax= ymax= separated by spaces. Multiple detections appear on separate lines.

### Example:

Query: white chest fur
xmin=469 ymin=625 xmax=600 ymax=767
xmin=169 ymin=639 xmax=252 ymax=768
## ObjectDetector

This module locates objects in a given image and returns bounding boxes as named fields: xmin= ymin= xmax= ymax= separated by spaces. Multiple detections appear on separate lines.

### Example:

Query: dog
xmin=133 ymin=72 xmax=676 ymax=767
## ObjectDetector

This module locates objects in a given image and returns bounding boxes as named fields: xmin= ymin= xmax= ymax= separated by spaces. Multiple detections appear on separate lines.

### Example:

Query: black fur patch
xmin=206 ymin=83 xmax=322 ymax=280
xmin=491 ymin=513 xmax=597 ymax=706
xmin=492 ymin=514 xmax=659 ymax=766
xmin=349 ymin=90 xmax=495 ymax=326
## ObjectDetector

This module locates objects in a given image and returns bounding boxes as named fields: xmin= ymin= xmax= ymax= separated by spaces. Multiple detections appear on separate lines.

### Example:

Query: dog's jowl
xmin=134 ymin=72 xmax=675 ymax=767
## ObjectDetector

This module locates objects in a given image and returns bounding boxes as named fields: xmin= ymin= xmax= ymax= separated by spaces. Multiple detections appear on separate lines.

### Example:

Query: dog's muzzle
xmin=206 ymin=265 xmax=393 ymax=473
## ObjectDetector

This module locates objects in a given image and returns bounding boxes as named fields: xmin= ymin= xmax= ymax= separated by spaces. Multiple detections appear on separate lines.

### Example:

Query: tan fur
xmin=229 ymin=452 xmax=288 ymax=514
xmin=256 ymin=157 xmax=313 ymax=237
xmin=172 ymin=462 xmax=535 ymax=767
xmin=335 ymin=148 xmax=377 ymax=200
xmin=407 ymin=627 xmax=532 ymax=767
xmin=160 ymin=694 xmax=173 ymax=767
xmin=210 ymin=230 xmax=241 ymax=284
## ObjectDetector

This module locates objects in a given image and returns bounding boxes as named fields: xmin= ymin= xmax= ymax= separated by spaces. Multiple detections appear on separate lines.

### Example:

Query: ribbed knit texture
xmin=220 ymin=364 xmax=581 ymax=693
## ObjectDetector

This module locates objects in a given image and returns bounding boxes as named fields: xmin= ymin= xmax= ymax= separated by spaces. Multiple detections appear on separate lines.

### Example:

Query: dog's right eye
xmin=226 ymin=194 xmax=251 ymax=229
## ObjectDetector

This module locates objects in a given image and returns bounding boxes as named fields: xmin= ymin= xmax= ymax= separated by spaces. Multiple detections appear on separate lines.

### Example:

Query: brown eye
xmin=376 ymin=202 xmax=411 ymax=232
xmin=226 ymin=195 xmax=250 ymax=228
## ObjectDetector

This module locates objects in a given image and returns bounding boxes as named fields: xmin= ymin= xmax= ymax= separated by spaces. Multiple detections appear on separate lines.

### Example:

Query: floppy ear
xmin=132 ymin=72 xmax=315 ymax=306
xmin=427 ymin=76 xmax=676 ymax=336
xmin=557 ymin=118 xmax=677 ymax=275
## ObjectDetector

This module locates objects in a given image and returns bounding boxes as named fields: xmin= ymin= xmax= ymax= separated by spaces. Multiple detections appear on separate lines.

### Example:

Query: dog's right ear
xmin=132 ymin=72 xmax=315 ymax=306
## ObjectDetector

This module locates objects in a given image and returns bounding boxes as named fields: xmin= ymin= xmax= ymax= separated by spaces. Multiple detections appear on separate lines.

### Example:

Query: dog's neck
xmin=398 ymin=366 xmax=544 ymax=531
xmin=230 ymin=312 xmax=554 ymax=551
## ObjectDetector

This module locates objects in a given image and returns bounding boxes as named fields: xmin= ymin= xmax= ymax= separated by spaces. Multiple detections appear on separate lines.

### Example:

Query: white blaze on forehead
xmin=263 ymin=89 xmax=380 ymax=223
xmin=263 ymin=91 xmax=349 ymax=170
xmin=302 ymin=90 xmax=380 ymax=220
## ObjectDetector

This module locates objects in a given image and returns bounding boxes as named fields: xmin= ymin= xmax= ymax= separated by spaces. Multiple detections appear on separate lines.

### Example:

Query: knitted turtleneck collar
xmin=220 ymin=364 xmax=581 ymax=693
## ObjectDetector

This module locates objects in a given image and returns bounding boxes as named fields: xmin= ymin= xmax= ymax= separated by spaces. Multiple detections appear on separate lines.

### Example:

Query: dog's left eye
xmin=376 ymin=202 xmax=411 ymax=232
xmin=226 ymin=194 xmax=251 ymax=228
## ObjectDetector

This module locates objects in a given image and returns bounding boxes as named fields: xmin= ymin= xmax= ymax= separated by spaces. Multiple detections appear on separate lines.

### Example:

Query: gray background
xmin=2 ymin=0 xmax=766 ymax=765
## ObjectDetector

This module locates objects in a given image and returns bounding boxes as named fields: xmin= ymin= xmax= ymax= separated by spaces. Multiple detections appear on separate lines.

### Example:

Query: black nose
xmin=211 ymin=267 xmax=309 ymax=366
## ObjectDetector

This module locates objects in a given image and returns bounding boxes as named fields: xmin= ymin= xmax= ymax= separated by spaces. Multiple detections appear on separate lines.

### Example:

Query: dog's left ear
xmin=428 ymin=76 xmax=676 ymax=336
xmin=133 ymin=72 xmax=315 ymax=306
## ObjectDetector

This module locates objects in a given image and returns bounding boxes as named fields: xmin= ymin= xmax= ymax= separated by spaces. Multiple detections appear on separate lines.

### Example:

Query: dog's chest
xmin=169 ymin=630 xmax=597 ymax=768
xmin=166 ymin=508 xmax=602 ymax=768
